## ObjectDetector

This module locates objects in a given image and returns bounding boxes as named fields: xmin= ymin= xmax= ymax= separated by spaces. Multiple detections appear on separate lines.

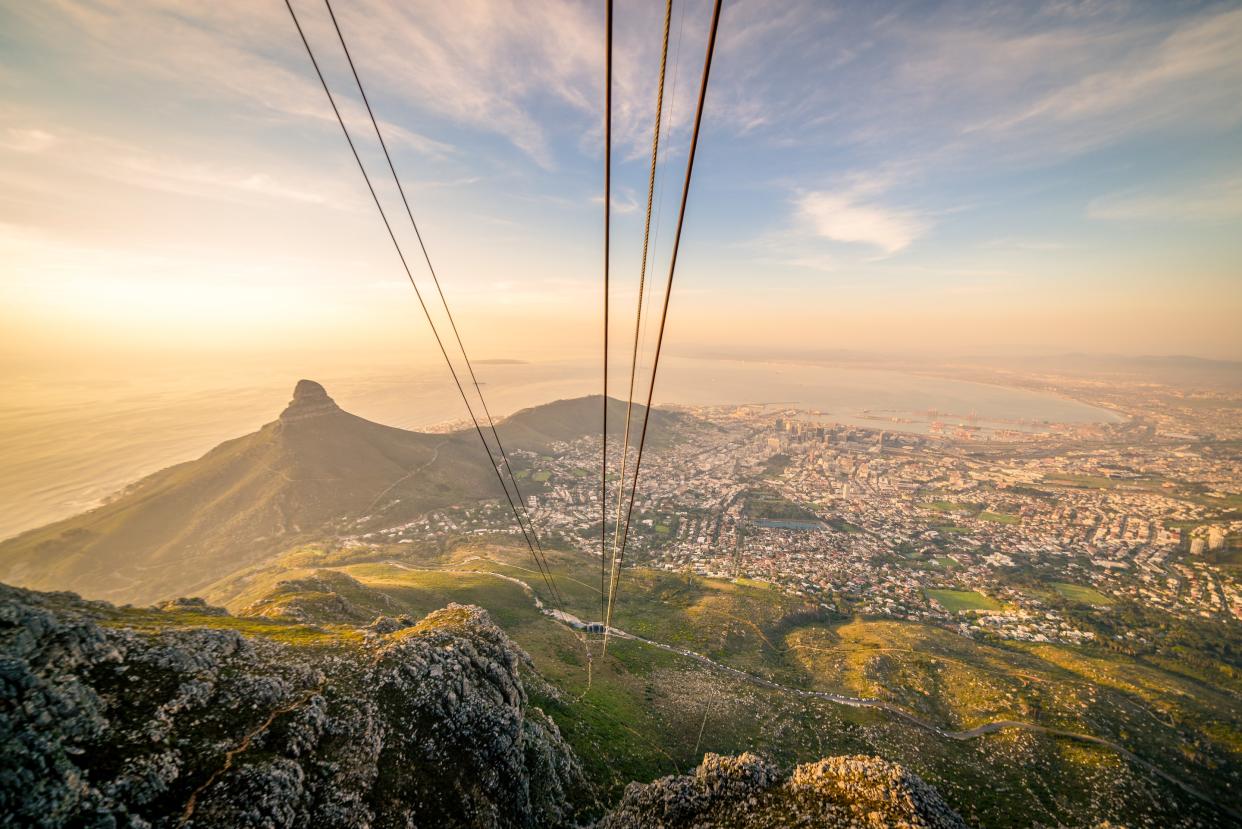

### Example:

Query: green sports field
xmin=924 ymin=587 xmax=1002 ymax=611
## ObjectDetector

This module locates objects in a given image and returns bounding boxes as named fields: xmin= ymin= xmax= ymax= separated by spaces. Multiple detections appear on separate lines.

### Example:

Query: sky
xmin=1 ymin=0 xmax=1240 ymax=382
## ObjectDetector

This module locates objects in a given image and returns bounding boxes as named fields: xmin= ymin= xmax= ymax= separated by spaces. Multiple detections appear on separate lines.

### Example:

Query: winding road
xmin=379 ymin=560 xmax=1236 ymax=821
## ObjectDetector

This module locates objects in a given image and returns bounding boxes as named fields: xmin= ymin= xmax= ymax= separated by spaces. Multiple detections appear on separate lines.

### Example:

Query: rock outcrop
xmin=598 ymin=751 xmax=968 ymax=829
xmin=278 ymin=379 xmax=343 ymax=423
xmin=154 ymin=596 xmax=230 ymax=615
xmin=240 ymin=570 xmax=398 ymax=624
xmin=1 ymin=582 xmax=970 ymax=828
xmin=0 ymin=584 xmax=586 ymax=828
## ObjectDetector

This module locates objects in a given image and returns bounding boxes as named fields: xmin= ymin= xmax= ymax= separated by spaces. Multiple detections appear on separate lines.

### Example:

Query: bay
xmin=0 ymin=357 xmax=1118 ymax=541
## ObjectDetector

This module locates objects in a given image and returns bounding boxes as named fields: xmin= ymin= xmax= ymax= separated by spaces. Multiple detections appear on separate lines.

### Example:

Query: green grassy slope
xmin=195 ymin=539 xmax=1240 ymax=828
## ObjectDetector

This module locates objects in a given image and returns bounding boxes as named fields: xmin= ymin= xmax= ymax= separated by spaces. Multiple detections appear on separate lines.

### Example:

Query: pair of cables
xmin=601 ymin=0 xmax=724 ymax=654
xmin=285 ymin=0 xmax=723 ymax=636
xmin=284 ymin=0 xmax=564 ymax=608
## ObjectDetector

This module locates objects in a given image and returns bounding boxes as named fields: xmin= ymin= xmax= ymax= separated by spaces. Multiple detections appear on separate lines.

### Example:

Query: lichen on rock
xmin=0 ymin=585 xmax=587 ymax=828
xmin=598 ymin=751 xmax=969 ymax=829
xmin=1 ymin=582 xmax=971 ymax=829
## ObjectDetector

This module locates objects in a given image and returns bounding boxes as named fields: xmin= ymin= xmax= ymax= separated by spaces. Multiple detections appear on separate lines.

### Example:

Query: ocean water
xmin=0 ymin=357 xmax=1118 ymax=541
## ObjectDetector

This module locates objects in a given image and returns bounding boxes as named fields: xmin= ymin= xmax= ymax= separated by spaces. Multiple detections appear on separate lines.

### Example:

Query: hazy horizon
xmin=0 ymin=354 xmax=1127 ymax=542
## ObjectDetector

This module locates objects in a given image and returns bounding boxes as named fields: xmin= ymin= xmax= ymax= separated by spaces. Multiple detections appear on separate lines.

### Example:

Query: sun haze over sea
xmin=0 ymin=355 xmax=1120 ymax=541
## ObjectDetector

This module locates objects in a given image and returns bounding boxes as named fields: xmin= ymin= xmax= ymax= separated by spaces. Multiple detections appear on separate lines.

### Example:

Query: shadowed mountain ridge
xmin=0 ymin=382 xmax=670 ymax=605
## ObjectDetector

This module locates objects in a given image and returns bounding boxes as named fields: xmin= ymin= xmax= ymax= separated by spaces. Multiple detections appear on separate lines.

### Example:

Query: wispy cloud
xmin=775 ymin=253 xmax=837 ymax=273
xmin=797 ymin=192 xmax=926 ymax=256
xmin=1088 ymin=176 xmax=1242 ymax=222
xmin=0 ymin=127 xmax=61 ymax=153
xmin=121 ymin=155 xmax=334 ymax=205
xmin=966 ymin=7 xmax=1242 ymax=154
xmin=11 ymin=1 xmax=1239 ymax=178
xmin=979 ymin=238 xmax=1073 ymax=252
xmin=3 ymin=1 xmax=457 ymax=159
xmin=0 ymin=121 xmax=345 ymax=208
xmin=590 ymin=187 xmax=639 ymax=215
xmin=328 ymin=0 xmax=600 ymax=166
xmin=678 ymin=2 xmax=1242 ymax=173
xmin=414 ymin=175 xmax=482 ymax=190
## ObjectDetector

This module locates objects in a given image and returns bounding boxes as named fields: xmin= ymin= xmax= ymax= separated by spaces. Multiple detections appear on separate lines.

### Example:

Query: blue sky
xmin=1 ymin=0 xmax=1240 ymax=372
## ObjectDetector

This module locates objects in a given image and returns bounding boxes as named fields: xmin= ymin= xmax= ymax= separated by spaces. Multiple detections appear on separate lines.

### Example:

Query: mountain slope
xmin=0 ymin=381 xmax=498 ymax=604
xmin=496 ymin=394 xmax=689 ymax=453
xmin=0 ymin=383 xmax=695 ymax=606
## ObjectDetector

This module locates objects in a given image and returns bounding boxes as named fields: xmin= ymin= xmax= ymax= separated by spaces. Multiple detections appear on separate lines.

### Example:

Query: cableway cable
xmin=607 ymin=0 xmax=673 ymax=626
xmin=320 ymin=0 xmax=559 ymax=604
xmin=602 ymin=0 xmax=723 ymax=654
xmin=639 ymin=0 xmax=686 ymax=356
xmin=600 ymin=0 xmax=614 ymax=624
xmin=283 ymin=0 xmax=564 ymax=608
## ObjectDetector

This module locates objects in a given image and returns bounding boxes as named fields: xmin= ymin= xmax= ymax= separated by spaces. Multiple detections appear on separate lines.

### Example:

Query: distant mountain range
xmin=0 ymin=380 xmax=681 ymax=605
xmin=962 ymin=353 xmax=1242 ymax=387
xmin=676 ymin=348 xmax=1242 ymax=388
